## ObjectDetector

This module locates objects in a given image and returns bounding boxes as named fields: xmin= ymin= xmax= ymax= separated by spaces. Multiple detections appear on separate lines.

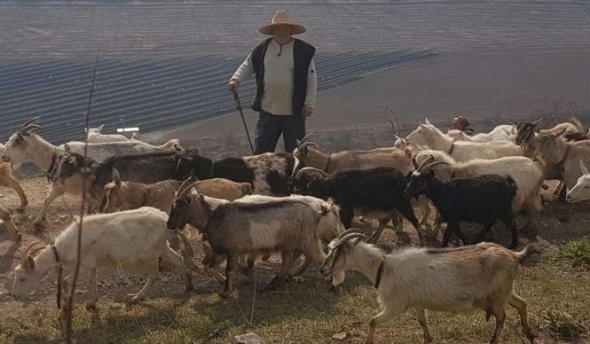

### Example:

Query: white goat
xmin=447 ymin=124 xmax=515 ymax=142
xmin=414 ymin=150 xmax=544 ymax=237
xmin=321 ymin=230 xmax=537 ymax=344
xmin=534 ymin=129 xmax=590 ymax=190
xmin=566 ymin=161 xmax=590 ymax=203
xmin=406 ymin=119 xmax=522 ymax=161
xmin=10 ymin=207 xmax=193 ymax=307
xmin=1 ymin=120 xmax=179 ymax=226
xmin=86 ymin=124 xmax=129 ymax=143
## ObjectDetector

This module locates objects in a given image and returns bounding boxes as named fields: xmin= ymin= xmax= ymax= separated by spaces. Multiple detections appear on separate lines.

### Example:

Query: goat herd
xmin=1 ymin=116 xmax=589 ymax=343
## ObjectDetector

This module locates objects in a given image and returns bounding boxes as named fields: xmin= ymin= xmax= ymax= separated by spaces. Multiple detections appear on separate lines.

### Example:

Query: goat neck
xmin=420 ymin=178 xmax=446 ymax=206
xmin=305 ymin=147 xmax=332 ymax=172
xmin=539 ymin=138 xmax=569 ymax=166
xmin=345 ymin=242 xmax=386 ymax=286
xmin=25 ymin=246 xmax=58 ymax=278
xmin=21 ymin=134 xmax=58 ymax=171
xmin=194 ymin=156 xmax=215 ymax=179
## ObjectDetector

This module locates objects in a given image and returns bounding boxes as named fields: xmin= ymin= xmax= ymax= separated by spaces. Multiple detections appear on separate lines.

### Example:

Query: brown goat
xmin=0 ymin=144 xmax=28 ymax=212
xmin=0 ymin=205 xmax=21 ymax=241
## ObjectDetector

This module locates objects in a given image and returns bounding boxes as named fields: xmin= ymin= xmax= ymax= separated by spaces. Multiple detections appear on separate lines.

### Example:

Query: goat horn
xmin=337 ymin=228 xmax=366 ymax=239
xmin=532 ymin=117 xmax=544 ymax=126
xmin=20 ymin=117 xmax=39 ymax=129
xmin=298 ymin=133 xmax=313 ymax=145
xmin=177 ymin=177 xmax=197 ymax=198
xmin=337 ymin=232 xmax=369 ymax=247
xmin=422 ymin=160 xmax=451 ymax=173
xmin=508 ymin=118 xmax=517 ymax=125
xmin=179 ymin=181 xmax=203 ymax=199
xmin=22 ymin=240 xmax=47 ymax=260
xmin=297 ymin=141 xmax=320 ymax=151
xmin=295 ymin=167 xmax=329 ymax=179
xmin=415 ymin=155 xmax=435 ymax=173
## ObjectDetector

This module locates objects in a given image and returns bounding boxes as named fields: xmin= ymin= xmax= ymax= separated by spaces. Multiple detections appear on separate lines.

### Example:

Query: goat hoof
xmin=32 ymin=220 xmax=46 ymax=231
xmin=128 ymin=294 xmax=144 ymax=304
xmin=329 ymin=284 xmax=341 ymax=294
xmin=85 ymin=302 xmax=97 ymax=312
xmin=220 ymin=290 xmax=238 ymax=299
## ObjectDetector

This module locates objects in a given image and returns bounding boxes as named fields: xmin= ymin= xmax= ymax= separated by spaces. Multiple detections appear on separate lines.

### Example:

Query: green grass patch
xmin=550 ymin=237 xmax=590 ymax=266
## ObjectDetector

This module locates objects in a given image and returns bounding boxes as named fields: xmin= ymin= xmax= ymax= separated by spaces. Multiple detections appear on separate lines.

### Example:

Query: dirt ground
xmin=1 ymin=176 xmax=589 ymax=320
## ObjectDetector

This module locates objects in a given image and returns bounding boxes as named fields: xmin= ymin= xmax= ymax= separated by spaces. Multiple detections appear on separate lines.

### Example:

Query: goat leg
xmin=221 ymin=254 xmax=238 ymax=299
xmin=130 ymin=259 xmax=159 ymax=303
xmin=442 ymin=221 xmax=458 ymax=247
xmin=489 ymin=307 xmax=506 ymax=344
xmin=86 ymin=268 xmax=98 ymax=311
xmin=416 ymin=308 xmax=433 ymax=344
xmin=0 ymin=170 xmax=28 ymax=212
xmin=34 ymin=184 xmax=65 ymax=228
xmin=508 ymin=293 xmax=536 ymax=342
xmin=368 ymin=218 xmax=389 ymax=243
xmin=473 ymin=222 xmax=495 ymax=245
xmin=366 ymin=301 xmax=405 ymax=344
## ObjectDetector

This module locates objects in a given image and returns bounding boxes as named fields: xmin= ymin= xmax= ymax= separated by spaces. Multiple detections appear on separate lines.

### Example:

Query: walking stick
xmin=233 ymin=91 xmax=255 ymax=154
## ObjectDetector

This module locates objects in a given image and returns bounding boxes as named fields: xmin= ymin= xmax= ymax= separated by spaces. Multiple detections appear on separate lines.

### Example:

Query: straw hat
xmin=259 ymin=10 xmax=306 ymax=35
xmin=453 ymin=116 xmax=471 ymax=130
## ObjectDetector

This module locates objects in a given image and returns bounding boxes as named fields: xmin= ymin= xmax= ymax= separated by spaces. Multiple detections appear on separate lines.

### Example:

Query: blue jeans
xmin=254 ymin=111 xmax=306 ymax=154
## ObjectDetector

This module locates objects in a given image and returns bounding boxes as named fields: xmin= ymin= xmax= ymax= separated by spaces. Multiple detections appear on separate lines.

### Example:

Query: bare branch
xmin=63 ymin=50 xmax=100 ymax=343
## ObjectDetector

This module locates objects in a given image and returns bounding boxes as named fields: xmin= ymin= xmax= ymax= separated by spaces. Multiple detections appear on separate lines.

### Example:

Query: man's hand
xmin=302 ymin=105 xmax=313 ymax=118
xmin=228 ymin=79 xmax=239 ymax=93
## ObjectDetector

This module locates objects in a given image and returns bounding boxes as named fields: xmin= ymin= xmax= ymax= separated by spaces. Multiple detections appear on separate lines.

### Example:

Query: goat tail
xmin=505 ymin=176 xmax=518 ymax=198
xmin=161 ymin=139 xmax=181 ymax=151
xmin=568 ymin=116 xmax=585 ymax=133
xmin=513 ymin=242 xmax=542 ymax=263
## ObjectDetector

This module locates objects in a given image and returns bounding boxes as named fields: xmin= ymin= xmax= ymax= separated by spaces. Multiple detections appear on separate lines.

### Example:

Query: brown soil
xmin=1 ymin=177 xmax=589 ymax=320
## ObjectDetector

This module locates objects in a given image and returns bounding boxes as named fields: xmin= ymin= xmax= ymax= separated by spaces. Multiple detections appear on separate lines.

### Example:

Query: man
xmin=452 ymin=116 xmax=474 ymax=135
xmin=228 ymin=10 xmax=317 ymax=154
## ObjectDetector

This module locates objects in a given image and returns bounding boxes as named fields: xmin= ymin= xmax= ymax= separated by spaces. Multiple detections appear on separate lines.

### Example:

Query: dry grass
xmin=0 ymin=257 xmax=588 ymax=344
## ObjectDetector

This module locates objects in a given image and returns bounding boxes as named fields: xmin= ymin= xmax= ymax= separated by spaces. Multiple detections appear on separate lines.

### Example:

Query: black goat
xmin=405 ymin=169 xmax=518 ymax=248
xmin=294 ymin=166 xmax=424 ymax=245
xmin=50 ymin=151 xmax=179 ymax=207
xmin=174 ymin=148 xmax=294 ymax=196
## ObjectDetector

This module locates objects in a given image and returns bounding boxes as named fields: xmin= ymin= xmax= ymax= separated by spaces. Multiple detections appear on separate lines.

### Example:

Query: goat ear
xmin=112 ymin=168 xmax=121 ymax=186
xmin=556 ymin=127 xmax=567 ymax=137
xmin=25 ymin=255 xmax=35 ymax=270
xmin=404 ymin=148 xmax=413 ymax=160
xmin=98 ymin=124 xmax=104 ymax=132
xmin=425 ymin=118 xmax=432 ymax=125
xmin=580 ymin=161 xmax=589 ymax=175
xmin=64 ymin=143 xmax=71 ymax=154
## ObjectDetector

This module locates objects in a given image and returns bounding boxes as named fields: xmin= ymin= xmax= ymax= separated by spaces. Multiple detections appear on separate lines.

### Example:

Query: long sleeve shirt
xmin=231 ymin=39 xmax=317 ymax=116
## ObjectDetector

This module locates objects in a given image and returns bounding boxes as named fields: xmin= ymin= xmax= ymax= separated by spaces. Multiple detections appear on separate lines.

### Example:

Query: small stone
xmin=332 ymin=331 xmax=349 ymax=340
xmin=235 ymin=332 xmax=264 ymax=344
